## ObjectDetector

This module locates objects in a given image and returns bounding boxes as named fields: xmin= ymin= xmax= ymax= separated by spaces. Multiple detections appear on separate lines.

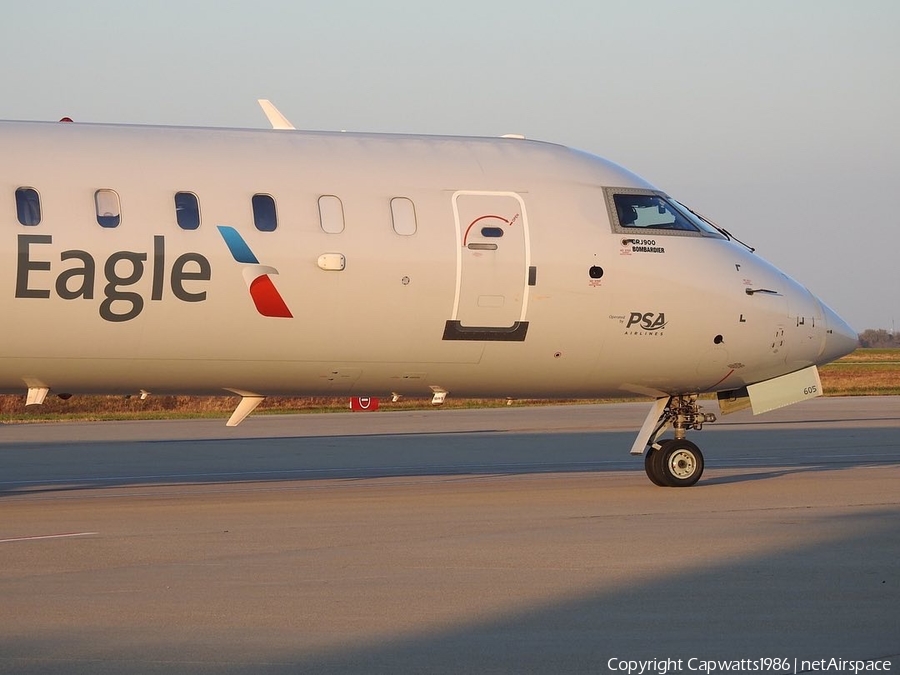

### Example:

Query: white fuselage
xmin=0 ymin=120 xmax=856 ymax=400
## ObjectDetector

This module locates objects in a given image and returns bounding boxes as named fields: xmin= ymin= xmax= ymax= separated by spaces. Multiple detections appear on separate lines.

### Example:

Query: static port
xmin=589 ymin=266 xmax=604 ymax=279
xmin=714 ymin=335 xmax=724 ymax=344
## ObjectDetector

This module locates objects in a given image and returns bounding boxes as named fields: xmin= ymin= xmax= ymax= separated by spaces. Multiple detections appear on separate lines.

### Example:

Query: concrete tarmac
xmin=1 ymin=397 xmax=898 ymax=674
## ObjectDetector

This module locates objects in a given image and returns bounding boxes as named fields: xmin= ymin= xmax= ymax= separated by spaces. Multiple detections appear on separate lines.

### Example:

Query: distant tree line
xmin=858 ymin=329 xmax=900 ymax=348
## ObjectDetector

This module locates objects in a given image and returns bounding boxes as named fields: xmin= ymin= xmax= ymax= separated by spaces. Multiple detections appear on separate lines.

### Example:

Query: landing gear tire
xmin=658 ymin=439 xmax=704 ymax=487
xmin=644 ymin=448 xmax=668 ymax=487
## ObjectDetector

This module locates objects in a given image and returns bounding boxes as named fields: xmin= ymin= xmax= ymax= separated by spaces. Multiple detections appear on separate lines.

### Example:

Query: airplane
xmin=0 ymin=102 xmax=858 ymax=487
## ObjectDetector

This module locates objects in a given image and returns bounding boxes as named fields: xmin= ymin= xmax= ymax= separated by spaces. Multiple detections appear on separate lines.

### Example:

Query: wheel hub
xmin=668 ymin=449 xmax=697 ymax=479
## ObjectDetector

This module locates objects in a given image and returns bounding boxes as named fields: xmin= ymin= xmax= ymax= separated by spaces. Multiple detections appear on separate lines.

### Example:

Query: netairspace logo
xmin=606 ymin=658 xmax=893 ymax=675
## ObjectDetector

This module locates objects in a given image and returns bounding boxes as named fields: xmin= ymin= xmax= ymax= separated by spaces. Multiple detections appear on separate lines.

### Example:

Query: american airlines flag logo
xmin=216 ymin=225 xmax=293 ymax=318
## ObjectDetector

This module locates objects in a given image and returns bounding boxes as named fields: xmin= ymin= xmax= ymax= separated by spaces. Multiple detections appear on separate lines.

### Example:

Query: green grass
xmin=0 ymin=395 xmax=611 ymax=424
xmin=819 ymin=348 xmax=900 ymax=396
xmin=1 ymin=349 xmax=895 ymax=423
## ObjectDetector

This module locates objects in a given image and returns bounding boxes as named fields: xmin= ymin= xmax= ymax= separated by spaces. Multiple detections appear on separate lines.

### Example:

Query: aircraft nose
xmin=818 ymin=301 xmax=857 ymax=364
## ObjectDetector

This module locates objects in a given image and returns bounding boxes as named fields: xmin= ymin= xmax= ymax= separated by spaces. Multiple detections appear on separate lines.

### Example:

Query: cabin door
xmin=447 ymin=191 xmax=530 ymax=340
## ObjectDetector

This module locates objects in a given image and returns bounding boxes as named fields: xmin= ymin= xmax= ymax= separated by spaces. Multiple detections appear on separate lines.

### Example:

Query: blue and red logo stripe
xmin=217 ymin=225 xmax=293 ymax=318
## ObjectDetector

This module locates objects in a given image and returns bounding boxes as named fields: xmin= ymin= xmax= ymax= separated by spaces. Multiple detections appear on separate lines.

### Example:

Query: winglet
xmin=257 ymin=99 xmax=295 ymax=130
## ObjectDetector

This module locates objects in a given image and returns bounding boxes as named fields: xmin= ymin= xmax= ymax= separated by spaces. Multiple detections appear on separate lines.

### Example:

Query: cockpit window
xmin=605 ymin=188 xmax=724 ymax=238
xmin=670 ymin=199 xmax=725 ymax=236
xmin=614 ymin=193 xmax=696 ymax=231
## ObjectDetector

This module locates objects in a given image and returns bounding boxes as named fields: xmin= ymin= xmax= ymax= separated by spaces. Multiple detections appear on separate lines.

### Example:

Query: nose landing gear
xmin=634 ymin=395 xmax=716 ymax=487
xmin=645 ymin=438 xmax=705 ymax=487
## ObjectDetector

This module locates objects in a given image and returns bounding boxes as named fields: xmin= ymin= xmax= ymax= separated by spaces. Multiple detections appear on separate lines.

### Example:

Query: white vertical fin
xmin=226 ymin=393 xmax=266 ymax=427
xmin=257 ymin=99 xmax=295 ymax=130
xmin=26 ymin=387 xmax=50 ymax=406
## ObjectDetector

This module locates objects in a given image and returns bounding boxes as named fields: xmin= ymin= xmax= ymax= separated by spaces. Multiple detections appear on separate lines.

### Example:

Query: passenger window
xmin=15 ymin=187 xmax=41 ymax=226
xmin=175 ymin=192 xmax=200 ymax=230
xmin=252 ymin=194 xmax=277 ymax=232
xmin=95 ymin=189 xmax=121 ymax=228
xmin=318 ymin=195 xmax=345 ymax=234
xmin=390 ymin=197 xmax=417 ymax=236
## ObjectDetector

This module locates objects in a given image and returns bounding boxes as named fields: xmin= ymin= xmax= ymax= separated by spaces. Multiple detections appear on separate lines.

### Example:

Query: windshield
xmin=670 ymin=199 xmax=725 ymax=236
xmin=610 ymin=192 xmax=723 ymax=237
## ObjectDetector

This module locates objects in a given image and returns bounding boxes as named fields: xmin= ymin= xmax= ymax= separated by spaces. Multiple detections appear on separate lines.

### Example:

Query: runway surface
xmin=1 ymin=397 xmax=898 ymax=674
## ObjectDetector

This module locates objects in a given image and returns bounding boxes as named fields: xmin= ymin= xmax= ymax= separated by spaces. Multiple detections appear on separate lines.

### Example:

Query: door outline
xmin=445 ymin=190 xmax=531 ymax=341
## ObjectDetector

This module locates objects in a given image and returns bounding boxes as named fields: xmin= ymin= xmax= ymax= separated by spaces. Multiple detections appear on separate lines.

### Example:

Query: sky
xmin=1 ymin=0 xmax=897 ymax=332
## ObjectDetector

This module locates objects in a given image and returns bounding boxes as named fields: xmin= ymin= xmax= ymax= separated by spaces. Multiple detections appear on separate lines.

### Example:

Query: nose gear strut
xmin=631 ymin=395 xmax=717 ymax=487
xmin=662 ymin=395 xmax=718 ymax=441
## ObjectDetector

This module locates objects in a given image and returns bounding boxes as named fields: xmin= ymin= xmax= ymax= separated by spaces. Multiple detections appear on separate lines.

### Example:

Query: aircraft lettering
xmin=620 ymin=238 xmax=665 ymax=254
xmin=15 ymin=234 xmax=211 ymax=323
xmin=625 ymin=312 xmax=667 ymax=331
